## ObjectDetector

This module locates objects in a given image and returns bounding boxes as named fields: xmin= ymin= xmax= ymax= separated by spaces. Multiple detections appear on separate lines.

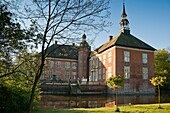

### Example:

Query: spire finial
xmin=121 ymin=0 xmax=127 ymax=18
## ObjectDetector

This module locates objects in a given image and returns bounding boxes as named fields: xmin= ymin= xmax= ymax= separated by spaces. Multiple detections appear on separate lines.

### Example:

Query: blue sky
xmin=92 ymin=0 xmax=170 ymax=50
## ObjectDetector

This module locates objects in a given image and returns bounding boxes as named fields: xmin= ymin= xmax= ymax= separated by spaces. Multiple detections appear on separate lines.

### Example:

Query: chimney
xmin=109 ymin=36 xmax=113 ymax=41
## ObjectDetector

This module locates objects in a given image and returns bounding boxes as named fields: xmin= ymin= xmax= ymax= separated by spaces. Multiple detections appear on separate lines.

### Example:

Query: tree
xmin=2 ymin=0 xmax=112 ymax=113
xmin=0 ymin=3 xmax=28 ymax=78
xmin=0 ymin=52 xmax=40 ymax=113
xmin=154 ymin=49 xmax=170 ymax=76
xmin=3 ymin=0 xmax=112 ymax=112
xmin=154 ymin=49 xmax=170 ymax=92
xmin=150 ymin=76 xmax=166 ymax=109
xmin=0 ymin=2 xmax=41 ymax=113
xmin=106 ymin=75 xmax=123 ymax=112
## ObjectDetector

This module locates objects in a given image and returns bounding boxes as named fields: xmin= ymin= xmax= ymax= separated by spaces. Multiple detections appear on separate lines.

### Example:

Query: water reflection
xmin=39 ymin=94 xmax=170 ymax=109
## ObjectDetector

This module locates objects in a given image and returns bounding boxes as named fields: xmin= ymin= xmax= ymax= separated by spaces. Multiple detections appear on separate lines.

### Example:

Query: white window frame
xmin=124 ymin=66 xmax=130 ymax=79
xmin=65 ymin=71 xmax=70 ymax=80
xmin=143 ymin=67 xmax=148 ymax=79
xmin=108 ymin=66 xmax=112 ymax=78
xmin=99 ymin=69 xmax=101 ymax=80
xmin=65 ymin=62 xmax=70 ymax=69
xmin=72 ymin=62 xmax=77 ymax=69
xmin=108 ymin=51 xmax=112 ymax=63
xmin=56 ymin=61 xmax=61 ymax=69
xmin=96 ymin=58 xmax=99 ymax=68
xmin=142 ymin=53 xmax=148 ymax=64
xmin=124 ymin=51 xmax=130 ymax=62
xmin=49 ymin=71 xmax=53 ymax=79
xmin=49 ymin=61 xmax=54 ymax=68
xmin=95 ymin=69 xmax=98 ymax=81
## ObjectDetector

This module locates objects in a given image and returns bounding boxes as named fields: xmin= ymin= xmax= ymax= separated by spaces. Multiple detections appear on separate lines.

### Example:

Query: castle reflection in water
xmin=38 ymin=94 xmax=167 ymax=109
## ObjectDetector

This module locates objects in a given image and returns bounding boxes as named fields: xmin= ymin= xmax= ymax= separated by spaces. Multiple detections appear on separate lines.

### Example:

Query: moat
xmin=39 ymin=94 xmax=170 ymax=109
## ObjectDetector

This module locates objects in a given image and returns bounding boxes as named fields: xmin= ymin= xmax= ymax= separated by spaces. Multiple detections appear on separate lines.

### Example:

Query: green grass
xmin=33 ymin=103 xmax=170 ymax=113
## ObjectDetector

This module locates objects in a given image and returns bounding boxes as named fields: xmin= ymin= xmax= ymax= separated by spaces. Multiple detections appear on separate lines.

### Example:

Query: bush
xmin=0 ymin=84 xmax=30 ymax=113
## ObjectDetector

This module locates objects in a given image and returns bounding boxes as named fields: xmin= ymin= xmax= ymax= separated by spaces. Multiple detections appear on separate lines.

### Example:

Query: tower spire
xmin=120 ymin=0 xmax=130 ymax=34
xmin=121 ymin=0 xmax=127 ymax=18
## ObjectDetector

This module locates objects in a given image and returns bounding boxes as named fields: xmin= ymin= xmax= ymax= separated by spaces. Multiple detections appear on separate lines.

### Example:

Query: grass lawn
xmin=33 ymin=103 xmax=170 ymax=113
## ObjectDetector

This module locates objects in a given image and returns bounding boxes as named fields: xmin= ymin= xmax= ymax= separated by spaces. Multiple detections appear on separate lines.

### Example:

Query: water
xmin=39 ymin=94 xmax=170 ymax=109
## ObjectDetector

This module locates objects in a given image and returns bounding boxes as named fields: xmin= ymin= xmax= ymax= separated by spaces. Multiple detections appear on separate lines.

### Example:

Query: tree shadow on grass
xmin=121 ymin=111 xmax=130 ymax=113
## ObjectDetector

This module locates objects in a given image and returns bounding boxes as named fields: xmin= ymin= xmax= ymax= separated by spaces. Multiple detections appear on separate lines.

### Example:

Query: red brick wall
xmin=115 ymin=46 xmax=155 ymax=93
xmin=78 ymin=48 xmax=89 ymax=80
xmin=42 ymin=58 xmax=77 ymax=81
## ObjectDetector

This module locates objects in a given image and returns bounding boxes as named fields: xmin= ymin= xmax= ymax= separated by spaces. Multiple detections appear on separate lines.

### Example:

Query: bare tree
xmin=3 ymin=0 xmax=111 ymax=112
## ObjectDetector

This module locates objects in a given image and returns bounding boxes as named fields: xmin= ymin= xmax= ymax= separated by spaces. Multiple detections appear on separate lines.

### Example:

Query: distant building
xmin=41 ymin=3 xmax=156 ymax=94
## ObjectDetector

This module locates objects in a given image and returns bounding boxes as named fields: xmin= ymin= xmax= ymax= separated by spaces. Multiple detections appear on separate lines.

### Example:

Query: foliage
xmin=150 ymin=76 xmax=166 ymax=108
xmin=0 ymin=3 xmax=28 ymax=78
xmin=106 ymin=75 xmax=123 ymax=89
xmin=150 ymin=76 xmax=166 ymax=87
xmin=0 ymin=2 xmax=41 ymax=113
xmin=154 ymin=49 xmax=170 ymax=92
xmin=0 ymin=52 xmax=41 ymax=113
xmin=154 ymin=49 xmax=170 ymax=77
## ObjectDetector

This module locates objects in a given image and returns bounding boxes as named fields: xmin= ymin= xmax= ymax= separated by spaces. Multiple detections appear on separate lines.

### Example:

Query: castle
xmin=41 ymin=3 xmax=156 ymax=94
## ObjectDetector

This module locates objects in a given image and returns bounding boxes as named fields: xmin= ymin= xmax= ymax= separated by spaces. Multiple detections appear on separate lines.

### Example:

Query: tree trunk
xmin=116 ymin=88 xmax=118 ymax=110
xmin=28 ymin=76 xmax=39 ymax=113
xmin=158 ymin=85 xmax=161 ymax=108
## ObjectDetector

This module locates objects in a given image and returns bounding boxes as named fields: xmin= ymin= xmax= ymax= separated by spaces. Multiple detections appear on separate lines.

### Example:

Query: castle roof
xmin=45 ymin=44 xmax=78 ymax=60
xmin=95 ymin=32 xmax=156 ymax=53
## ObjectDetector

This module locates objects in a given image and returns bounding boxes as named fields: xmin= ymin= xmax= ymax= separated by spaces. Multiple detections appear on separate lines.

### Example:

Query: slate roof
xmin=45 ymin=44 xmax=78 ymax=60
xmin=95 ymin=32 xmax=156 ymax=53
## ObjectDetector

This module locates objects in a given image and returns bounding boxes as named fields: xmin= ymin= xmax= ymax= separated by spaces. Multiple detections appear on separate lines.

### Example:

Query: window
xmin=95 ymin=69 xmax=98 ymax=81
xmin=143 ymin=67 xmax=148 ymax=79
xmin=124 ymin=66 xmax=130 ymax=79
xmin=108 ymin=51 xmax=112 ymax=63
xmin=108 ymin=66 xmax=112 ymax=78
xmin=142 ymin=53 xmax=148 ymax=64
xmin=49 ymin=61 xmax=54 ymax=68
xmin=49 ymin=71 xmax=53 ymax=79
xmin=89 ymin=71 xmax=92 ymax=81
xmin=89 ymin=60 xmax=92 ymax=68
xmin=56 ymin=61 xmax=61 ymax=69
xmin=99 ymin=69 xmax=101 ymax=80
xmin=65 ymin=62 xmax=70 ymax=69
xmin=72 ymin=62 xmax=77 ymax=69
xmin=96 ymin=58 xmax=99 ymax=67
xmin=124 ymin=51 xmax=130 ymax=62
xmin=65 ymin=71 xmax=70 ymax=80
xmin=92 ymin=59 xmax=95 ymax=68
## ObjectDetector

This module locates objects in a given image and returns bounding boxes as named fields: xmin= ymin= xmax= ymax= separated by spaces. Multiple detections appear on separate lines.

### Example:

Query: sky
xmin=92 ymin=0 xmax=170 ymax=50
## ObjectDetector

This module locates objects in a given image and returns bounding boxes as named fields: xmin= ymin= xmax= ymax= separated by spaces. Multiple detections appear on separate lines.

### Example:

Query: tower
xmin=78 ymin=34 xmax=91 ymax=81
xmin=120 ymin=1 xmax=130 ymax=34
